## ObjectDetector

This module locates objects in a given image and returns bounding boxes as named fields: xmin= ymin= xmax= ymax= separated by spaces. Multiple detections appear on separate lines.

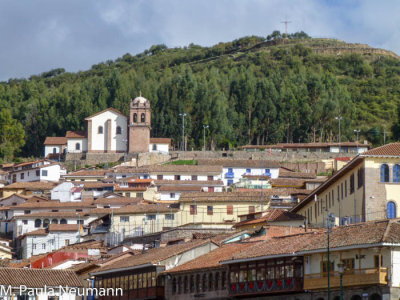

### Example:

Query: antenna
xmin=281 ymin=19 xmax=292 ymax=35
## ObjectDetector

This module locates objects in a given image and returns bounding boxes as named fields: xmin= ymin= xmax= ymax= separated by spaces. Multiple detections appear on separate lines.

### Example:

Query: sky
xmin=0 ymin=0 xmax=399 ymax=81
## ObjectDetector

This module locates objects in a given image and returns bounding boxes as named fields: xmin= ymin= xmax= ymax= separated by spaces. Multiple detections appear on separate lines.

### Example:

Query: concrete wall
xmin=67 ymin=138 xmax=88 ymax=153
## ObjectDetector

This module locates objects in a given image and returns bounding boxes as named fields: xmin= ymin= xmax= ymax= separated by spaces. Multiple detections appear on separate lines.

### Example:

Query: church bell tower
xmin=128 ymin=94 xmax=151 ymax=153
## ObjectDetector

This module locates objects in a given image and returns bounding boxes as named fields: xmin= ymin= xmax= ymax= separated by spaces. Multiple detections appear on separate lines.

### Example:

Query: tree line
xmin=1 ymin=31 xmax=400 ymax=161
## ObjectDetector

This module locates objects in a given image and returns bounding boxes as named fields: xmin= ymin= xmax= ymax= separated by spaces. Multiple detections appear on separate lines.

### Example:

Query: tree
xmin=0 ymin=108 xmax=25 ymax=161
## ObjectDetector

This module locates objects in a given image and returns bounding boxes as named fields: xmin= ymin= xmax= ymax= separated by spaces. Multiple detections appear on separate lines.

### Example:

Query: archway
xmin=351 ymin=295 xmax=362 ymax=300
xmin=369 ymin=294 xmax=381 ymax=300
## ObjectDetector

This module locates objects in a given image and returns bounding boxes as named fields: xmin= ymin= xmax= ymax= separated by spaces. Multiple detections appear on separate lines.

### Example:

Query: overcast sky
xmin=0 ymin=0 xmax=399 ymax=81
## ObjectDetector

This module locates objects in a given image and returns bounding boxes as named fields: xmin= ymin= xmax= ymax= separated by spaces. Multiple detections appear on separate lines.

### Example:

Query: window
xmin=265 ymin=169 xmax=271 ymax=175
xmin=120 ymin=216 xmax=129 ymax=223
xmin=141 ymin=113 xmax=145 ymax=123
xmin=52 ymin=219 xmax=58 ymax=224
xmin=350 ymin=173 xmax=355 ymax=194
xmin=133 ymin=113 xmax=138 ymax=122
xmin=215 ymin=272 xmax=219 ymax=290
xmin=190 ymin=205 xmax=197 ymax=215
xmin=227 ymin=205 xmax=233 ymax=215
xmin=322 ymin=261 xmax=334 ymax=274
xmin=34 ymin=219 xmax=41 ymax=228
xmin=374 ymin=255 xmax=383 ymax=268
xmin=175 ymin=175 xmax=181 ymax=180
xmin=147 ymin=214 xmax=156 ymax=220
xmin=65 ymin=239 xmax=70 ymax=246
xmin=43 ymin=219 xmax=50 ymax=228
xmin=36 ymin=170 xmax=40 ymax=176
xmin=53 ymin=147 xmax=57 ymax=154
xmin=75 ymin=143 xmax=80 ymax=151
xmin=202 ymin=274 xmax=207 ymax=292
xmin=341 ymin=183 xmax=343 ymax=200
xmin=208 ymin=273 xmax=213 ymax=291
xmin=246 ymin=168 xmax=251 ymax=174
xmin=157 ymin=175 xmax=163 ymax=180
xmin=20 ymin=173 xmax=24 ymax=179
xmin=358 ymin=168 xmax=364 ymax=188
xmin=116 ymin=126 xmax=122 ymax=135
xmin=190 ymin=275 xmax=195 ymax=293
xmin=249 ymin=206 xmax=255 ymax=214
xmin=208 ymin=176 xmax=213 ymax=181
xmin=22 ymin=220 xmax=28 ymax=225
xmin=191 ymin=175 xmax=197 ymax=181
xmin=387 ymin=201 xmax=396 ymax=219
xmin=77 ymin=219 xmax=84 ymax=225
xmin=345 ymin=180 xmax=347 ymax=197
xmin=42 ymin=170 xmax=48 ymax=176
xmin=137 ymin=192 xmax=144 ymax=198
xmin=60 ymin=219 xmax=67 ymax=224
xmin=165 ymin=214 xmax=174 ymax=220
xmin=207 ymin=206 xmax=213 ymax=215
xmin=381 ymin=164 xmax=389 ymax=182
xmin=170 ymin=193 xmax=176 ymax=199
xmin=228 ymin=168 xmax=233 ymax=173
xmin=342 ymin=258 xmax=355 ymax=272
xmin=221 ymin=271 xmax=226 ymax=289
xmin=24 ymin=210 xmax=31 ymax=214
xmin=98 ymin=126 xmax=103 ymax=134
xmin=152 ymin=144 xmax=157 ymax=151
xmin=394 ymin=164 xmax=400 ymax=183
xmin=33 ymin=244 xmax=36 ymax=250
xmin=227 ymin=179 xmax=233 ymax=186
xmin=337 ymin=186 xmax=340 ymax=202
xmin=42 ymin=243 xmax=46 ymax=250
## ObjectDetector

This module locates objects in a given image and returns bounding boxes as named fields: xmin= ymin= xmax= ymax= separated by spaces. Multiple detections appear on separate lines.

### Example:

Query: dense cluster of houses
xmin=1 ymin=109 xmax=400 ymax=299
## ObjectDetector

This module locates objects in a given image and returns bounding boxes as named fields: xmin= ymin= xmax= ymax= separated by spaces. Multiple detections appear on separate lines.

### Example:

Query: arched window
xmin=116 ymin=126 xmax=122 ymax=135
xmin=43 ymin=219 xmax=50 ymax=228
xmin=51 ymin=219 xmax=58 ymax=224
xmin=53 ymin=148 xmax=57 ymax=154
xmin=394 ymin=164 xmax=400 ymax=183
xmin=98 ymin=126 xmax=103 ymax=134
xmin=75 ymin=143 xmax=80 ymax=151
xmin=387 ymin=201 xmax=396 ymax=219
xmin=380 ymin=164 xmax=389 ymax=182
xmin=152 ymin=144 xmax=157 ymax=151
xmin=60 ymin=219 xmax=67 ymax=224
xmin=34 ymin=219 xmax=42 ymax=228
xmin=141 ymin=113 xmax=145 ymax=123
xmin=133 ymin=113 xmax=137 ymax=123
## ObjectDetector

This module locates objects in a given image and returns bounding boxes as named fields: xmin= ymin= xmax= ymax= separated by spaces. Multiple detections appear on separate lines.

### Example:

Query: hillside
xmin=1 ymin=31 xmax=400 ymax=161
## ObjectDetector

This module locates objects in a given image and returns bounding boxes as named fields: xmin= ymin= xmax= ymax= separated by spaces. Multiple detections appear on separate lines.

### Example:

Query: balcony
xmin=304 ymin=268 xmax=388 ymax=290
xmin=225 ymin=172 xmax=235 ymax=179
xmin=229 ymin=278 xmax=303 ymax=296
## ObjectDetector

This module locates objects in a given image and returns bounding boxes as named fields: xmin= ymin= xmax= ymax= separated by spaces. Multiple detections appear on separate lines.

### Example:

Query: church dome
xmin=132 ymin=96 xmax=149 ymax=105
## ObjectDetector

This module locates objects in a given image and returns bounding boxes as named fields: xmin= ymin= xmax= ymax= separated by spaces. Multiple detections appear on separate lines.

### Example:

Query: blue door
xmin=387 ymin=202 xmax=396 ymax=219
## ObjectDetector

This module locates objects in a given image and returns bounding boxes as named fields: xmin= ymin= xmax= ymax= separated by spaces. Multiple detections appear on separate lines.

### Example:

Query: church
xmin=44 ymin=95 xmax=171 ymax=157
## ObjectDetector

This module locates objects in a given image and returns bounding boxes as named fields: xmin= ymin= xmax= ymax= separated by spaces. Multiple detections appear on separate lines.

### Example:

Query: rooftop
xmin=149 ymin=164 xmax=222 ymax=174
xmin=3 ymin=181 xmax=57 ymax=190
xmin=43 ymin=137 xmax=68 ymax=145
xmin=65 ymin=130 xmax=87 ymax=138
xmin=197 ymin=159 xmax=280 ymax=168
xmin=361 ymin=142 xmax=400 ymax=156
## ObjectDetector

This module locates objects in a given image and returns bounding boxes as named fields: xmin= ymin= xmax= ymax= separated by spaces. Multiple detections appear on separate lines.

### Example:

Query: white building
xmin=51 ymin=182 xmax=83 ymax=202
xmin=197 ymin=159 xmax=280 ymax=186
xmin=43 ymin=137 xmax=67 ymax=158
xmin=149 ymin=165 xmax=223 ymax=181
xmin=149 ymin=138 xmax=171 ymax=153
xmin=66 ymin=130 xmax=88 ymax=153
xmin=19 ymin=224 xmax=82 ymax=259
xmin=5 ymin=160 xmax=66 ymax=183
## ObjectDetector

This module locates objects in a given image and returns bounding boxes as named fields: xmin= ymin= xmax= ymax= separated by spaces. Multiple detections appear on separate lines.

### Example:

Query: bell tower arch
xmin=128 ymin=94 xmax=151 ymax=153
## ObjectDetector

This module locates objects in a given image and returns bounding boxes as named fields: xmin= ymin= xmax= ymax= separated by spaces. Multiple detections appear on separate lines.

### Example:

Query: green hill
xmin=1 ymin=31 xmax=400 ymax=161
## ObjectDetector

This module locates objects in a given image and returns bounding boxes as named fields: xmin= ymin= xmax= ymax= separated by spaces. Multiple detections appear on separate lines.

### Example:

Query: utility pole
xmin=203 ymin=125 xmax=209 ymax=153
xmin=335 ymin=116 xmax=342 ymax=152
xmin=354 ymin=129 xmax=360 ymax=153
xmin=281 ymin=19 xmax=292 ymax=35
xmin=179 ymin=113 xmax=187 ymax=159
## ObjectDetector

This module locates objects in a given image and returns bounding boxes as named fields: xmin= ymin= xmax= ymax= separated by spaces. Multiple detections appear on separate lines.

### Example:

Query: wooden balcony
xmin=304 ymin=268 xmax=388 ymax=290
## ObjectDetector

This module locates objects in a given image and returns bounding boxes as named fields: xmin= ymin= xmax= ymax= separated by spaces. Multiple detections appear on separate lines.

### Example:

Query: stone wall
xmin=137 ymin=152 xmax=171 ymax=167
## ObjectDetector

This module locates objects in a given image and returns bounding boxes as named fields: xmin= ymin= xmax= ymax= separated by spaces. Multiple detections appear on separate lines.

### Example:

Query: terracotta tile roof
xmin=107 ymin=167 xmax=150 ymax=174
xmin=148 ymin=164 xmax=222 ymax=174
xmin=14 ymin=211 xmax=86 ymax=219
xmin=10 ymin=199 xmax=94 ymax=209
xmin=197 ymin=159 xmax=280 ymax=168
xmin=240 ymin=142 xmax=370 ymax=149
xmin=114 ymin=186 xmax=146 ymax=192
xmin=158 ymin=185 xmax=202 ymax=192
xmin=154 ymin=180 xmax=224 ymax=186
xmin=166 ymin=242 xmax=256 ymax=274
xmin=83 ymin=182 xmax=114 ymax=189
xmin=335 ymin=156 xmax=352 ymax=161
xmin=235 ymin=209 xmax=305 ymax=227
xmin=65 ymin=169 xmax=107 ymax=177
xmin=65 ymin=130 xmax=87 ymax=138
xmin=129 ymin=179 xmax=154 ymax=183
xmin=84 ymin=107 xmax=127 ymax=120
xmin=179 ymin=192 xmax=269 ymax=203
xmin=112 ymin=203 xmax=177 ymax=214
xmin=0 ymin=268 xmax=83 ymax=287
xmin=24 ymin=229 xmax=48 ymax=236
xmin=93 ymin=239 xmax=211 ymax=274
xmin=49 ymin=224 xmax=80 ymax=231
xmin=94 ymin=197 xmax=143 ymax=205
xmin=43 ymin=137 xmax=68 ymax=145
xmin=362 ymin=142 xmax=400 ymax=156
xmin=150 ymin=138 xmax=171 ymax=146
xmin=13 ymin=159 xmax=48 ymax=168
xmin=3 ymin=181 xmax=57 ymax=190
xmin=270 ymin=178 xmax=306 ymax=187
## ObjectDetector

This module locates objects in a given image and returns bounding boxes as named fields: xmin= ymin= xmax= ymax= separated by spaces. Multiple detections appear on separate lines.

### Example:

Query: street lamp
xmin=203 ymin=125 xmax=209 ymax=152
xmin=354 ymin=129 xmax=360 ymax=153
xmin=335 ymin=116 xmax=342 ymax=153
xmin=179 ymin=113 xmax=187 ymax=158
xmin=327 ymin=213 xmax=335 ymax=300
xmin=337 ymin=261 xmax=344 ymax=300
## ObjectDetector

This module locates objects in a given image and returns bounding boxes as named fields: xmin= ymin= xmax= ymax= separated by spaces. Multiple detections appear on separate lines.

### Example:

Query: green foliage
xmin=167 ymin=160 xmax=198 ymax=165
xmin=0 ymin=32 xmax=399 ymax=159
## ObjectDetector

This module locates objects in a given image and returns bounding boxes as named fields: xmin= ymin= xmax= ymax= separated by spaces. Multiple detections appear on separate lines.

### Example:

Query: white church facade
xmin=44 ymin=96 xmax=171 ymax=156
